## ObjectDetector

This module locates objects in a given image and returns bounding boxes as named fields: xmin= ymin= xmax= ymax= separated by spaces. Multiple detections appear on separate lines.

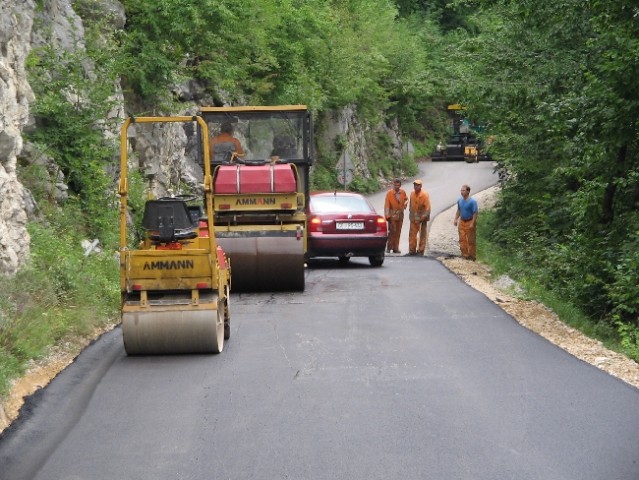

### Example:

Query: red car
xmin=306 ymin=191 xmax=388 ymax=266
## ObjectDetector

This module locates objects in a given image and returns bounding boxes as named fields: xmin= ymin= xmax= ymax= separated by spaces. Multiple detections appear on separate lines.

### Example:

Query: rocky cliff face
xmin=317 ymin=106 xmax=411 ymax=189
xmin=0 ymin=0 xmax=37 ymax=275
xmin=0 ymin=0 xmax=125 ymax=275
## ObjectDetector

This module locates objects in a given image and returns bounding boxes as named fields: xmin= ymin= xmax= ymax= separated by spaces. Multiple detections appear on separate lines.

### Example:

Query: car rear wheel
xmin=369 ymin=254 xmax=384 ymax=267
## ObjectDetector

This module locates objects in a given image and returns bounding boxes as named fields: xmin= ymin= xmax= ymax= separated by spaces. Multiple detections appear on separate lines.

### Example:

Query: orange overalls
xmin=408 ymin=190 xmax=431 ymax=255
xmin=384 ymin=188 xmax=408 ymax=252
xmin=456 ymin=195 xmax=478 ymax=260
xmin=458 ymin=219 xmax=476 ymax=260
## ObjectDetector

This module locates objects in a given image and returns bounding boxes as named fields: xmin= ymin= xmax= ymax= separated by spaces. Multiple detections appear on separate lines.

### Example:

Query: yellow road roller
xmin=199 ymin=105 xmax=313 ymax=292
xmin=118 ymin=116 xmax=231 ymax=355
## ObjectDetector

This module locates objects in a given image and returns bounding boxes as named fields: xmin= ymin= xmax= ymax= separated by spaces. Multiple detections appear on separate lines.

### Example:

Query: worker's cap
xmin=413 ymin=179 xmax=423 ymax=185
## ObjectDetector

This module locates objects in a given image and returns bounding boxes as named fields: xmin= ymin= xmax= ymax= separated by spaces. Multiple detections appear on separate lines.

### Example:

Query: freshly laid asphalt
xmin=1 ymin=161 xmax=638 ymax=480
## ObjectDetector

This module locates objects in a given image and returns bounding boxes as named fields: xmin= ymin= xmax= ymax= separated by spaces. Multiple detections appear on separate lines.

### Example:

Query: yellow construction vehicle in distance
xmin=431 ymin=104 xmax=491 ymax=163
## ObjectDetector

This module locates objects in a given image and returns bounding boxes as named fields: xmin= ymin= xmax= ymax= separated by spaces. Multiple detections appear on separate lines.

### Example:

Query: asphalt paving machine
xmin=198 ymin=105 xmax=313 ymax=292
xmin=118 ymin=116 xmax=231 ymax=355
xmin=431 ymin=104 xmax=490 ymax=163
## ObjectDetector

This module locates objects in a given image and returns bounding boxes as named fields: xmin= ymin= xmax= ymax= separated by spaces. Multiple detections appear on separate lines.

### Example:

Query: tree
xmin=453 ymin=0 xmax=639 ymax=331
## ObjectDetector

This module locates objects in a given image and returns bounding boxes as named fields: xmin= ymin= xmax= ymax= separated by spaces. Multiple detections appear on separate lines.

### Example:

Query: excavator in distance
xmin=118 ymin=115 xmax=231 ymax=355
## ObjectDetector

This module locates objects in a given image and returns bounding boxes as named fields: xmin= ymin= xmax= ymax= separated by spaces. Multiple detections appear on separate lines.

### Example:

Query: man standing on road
xmin=454 ymin=184 xmax=478 ymax=260
xmin=384 ymin=179 xmax=408 ymax=254
xmin=408 ymin=179 xmax=431 ymax=255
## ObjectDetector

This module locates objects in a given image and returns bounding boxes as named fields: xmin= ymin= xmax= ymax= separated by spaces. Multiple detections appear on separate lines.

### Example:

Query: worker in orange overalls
xmin=454 ymin=184 xmax=478 ymax=260
xmin=408 ymin=179 xmax=431 ymax=255
xmin=384 ymin=179 xmax=408 ymax=254
xmin=211 ymin=122 xmax=245 ymax=162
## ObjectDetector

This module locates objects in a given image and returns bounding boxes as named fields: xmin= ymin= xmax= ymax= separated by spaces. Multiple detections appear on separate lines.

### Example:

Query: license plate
xmin=336 ymin=221 xmax=364 ymax=230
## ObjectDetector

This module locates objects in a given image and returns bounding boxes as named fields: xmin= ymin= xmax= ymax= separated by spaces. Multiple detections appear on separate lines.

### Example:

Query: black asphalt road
xmin=1 ymin=162 xmax=639 ymax=479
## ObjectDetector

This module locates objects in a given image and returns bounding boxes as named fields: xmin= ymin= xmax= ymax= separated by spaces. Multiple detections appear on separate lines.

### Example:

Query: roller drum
xmin=217 ymin=235 xmax=305 ymax=292
xmin=122 ymin=305 xmax=224 ymax=355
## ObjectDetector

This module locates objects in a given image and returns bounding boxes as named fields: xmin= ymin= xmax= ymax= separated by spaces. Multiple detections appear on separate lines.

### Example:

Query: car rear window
xmin=310 ymin=195 xmax=371 ymax=213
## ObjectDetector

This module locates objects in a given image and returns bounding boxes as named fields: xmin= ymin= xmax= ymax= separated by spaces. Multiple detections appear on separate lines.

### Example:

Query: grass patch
xmin=477 ymin=210 xmax=636 ymax=361
xmin=0 ymin=203 xmax=119 ymax=399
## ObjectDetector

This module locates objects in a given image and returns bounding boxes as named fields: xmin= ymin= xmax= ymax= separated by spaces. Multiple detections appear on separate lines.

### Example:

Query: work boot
xmin=386 ymin=247 xmax=391 ymax=253
xmin=395 ymin=249 xmax=401 ymax=254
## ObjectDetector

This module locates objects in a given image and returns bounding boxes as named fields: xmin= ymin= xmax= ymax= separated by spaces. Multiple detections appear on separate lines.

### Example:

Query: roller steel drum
xmin=122 ymin=297 xmax=224 ymax=355
xmin=216 ymin=232 xmax=305 ymax=292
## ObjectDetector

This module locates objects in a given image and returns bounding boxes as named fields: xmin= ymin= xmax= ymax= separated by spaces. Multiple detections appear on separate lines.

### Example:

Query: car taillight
xmin=376 ymin=216 xmax=387 ymax=233
xmin=309 ymin=217 xmax=322 ymax=232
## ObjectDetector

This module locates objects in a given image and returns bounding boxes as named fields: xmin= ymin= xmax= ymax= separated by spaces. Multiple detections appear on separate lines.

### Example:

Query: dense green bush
xmin=119 ymin=0 xmax=446 ymax=128
xmin=26 ymin=23 xmax=123 ymax=246
xmin=455 ymin=0 xmax=639 ymax=354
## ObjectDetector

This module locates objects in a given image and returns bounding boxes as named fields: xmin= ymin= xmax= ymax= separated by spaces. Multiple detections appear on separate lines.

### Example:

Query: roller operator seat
xmin=142 ymin=199 xmax=198 ymax=243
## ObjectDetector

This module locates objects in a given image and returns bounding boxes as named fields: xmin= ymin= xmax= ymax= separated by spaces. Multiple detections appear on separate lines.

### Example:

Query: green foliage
xmin=118 ymin=0 xmax=443 ymax=135
xmin=616 ymin=319 xmax=639 ymax=361
xmin=395 ymin=0 xmax=481 ymax=32
xmin=0 ymin=203 xmax=119 ymax=397
xmin=26 ymin=203 xmax=118 ymax=311
xmin=15 ymin=160 xmax=55 ymax=202
xmin=348 ymin=175 xmax=381 ymax=194
xmin=26 ymin=20 xmax=122 ymax=247
xmin=124 ymin=169 xmax=151 ymax=247
xmin=607 ymin=228 xmax=639 ymax=323
xmin=453 ymin=0 xmax=639 ymax=339
xmin=479 ymin=209 xmax=637 ymax=362
xmin=310 ymin=162 xmax=338 ymax=191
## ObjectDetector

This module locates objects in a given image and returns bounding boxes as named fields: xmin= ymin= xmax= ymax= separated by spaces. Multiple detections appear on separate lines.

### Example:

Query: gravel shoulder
xmin=430 ymin=186 xmax=639 ymax=390
xmin=2 ymin=185 xmax=638 ymax=432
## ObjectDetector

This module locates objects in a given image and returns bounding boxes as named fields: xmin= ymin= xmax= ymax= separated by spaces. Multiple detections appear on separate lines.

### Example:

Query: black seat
xmin=142 ymin=200 xmax=198 ymax=243
xmin=213 ymin=142 xmax=237 ymax=163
